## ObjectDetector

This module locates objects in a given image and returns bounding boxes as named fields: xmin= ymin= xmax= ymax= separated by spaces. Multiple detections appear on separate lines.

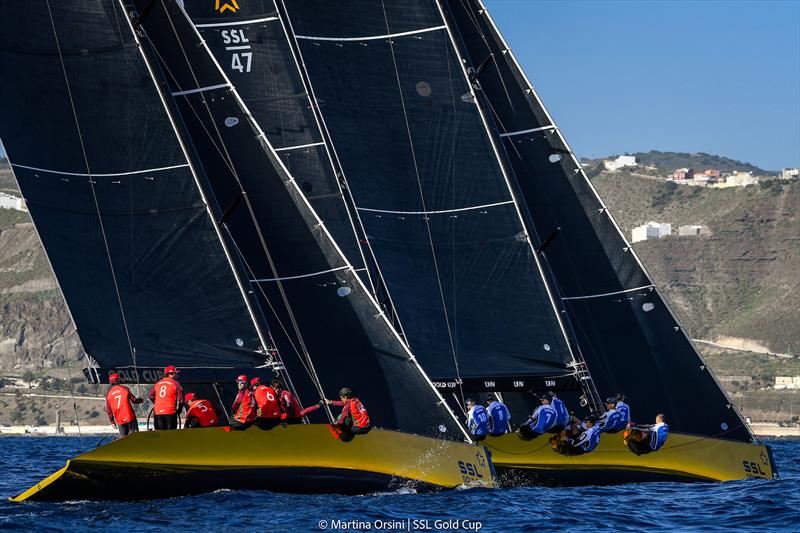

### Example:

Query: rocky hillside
xmin=592 ymin=172 xmax=799 ymax=353
xmin=582 ymin=150 xmax=773 ymax=175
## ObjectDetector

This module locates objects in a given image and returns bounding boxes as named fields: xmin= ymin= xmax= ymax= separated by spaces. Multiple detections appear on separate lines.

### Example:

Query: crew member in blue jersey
xmin=485 ymin=395 xmax=511 ymax=436
xmin=615 ymin=393 xmax=631 ymax=426
xmin=548 ymin=392 xmax=570 ymax=433
xmin=465 ymin=398 xmax=489 ymax=441
xmin=598 ymin=396 xmax=627 ymax=433
xmin=517 ymin=394 xmax=557 ymax=440
xmin=624 ymin=413 xmax=669 ymax=455
xmin=566 ymin=415 xmax=602 ymax=455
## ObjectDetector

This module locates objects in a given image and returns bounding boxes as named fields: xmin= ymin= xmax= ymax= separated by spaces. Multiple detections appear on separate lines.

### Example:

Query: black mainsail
xmin=443 ymin=0 xmax=752 ymax=442
xmin=276 ymin=0 xmax=577 ymax=402
xmin=129 ymin=0 xmax=465 ymax=438
xmin=0 ymin=1 xmax=268 ymax=374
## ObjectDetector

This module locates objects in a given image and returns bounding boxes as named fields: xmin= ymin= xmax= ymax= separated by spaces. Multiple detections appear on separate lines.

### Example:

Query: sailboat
xmin=5 ymin=0 xmax=775 ymax=500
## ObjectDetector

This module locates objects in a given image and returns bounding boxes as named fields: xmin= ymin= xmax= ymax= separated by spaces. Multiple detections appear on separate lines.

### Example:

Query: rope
xmin=61 ymin=340 xmax=85 ymax=451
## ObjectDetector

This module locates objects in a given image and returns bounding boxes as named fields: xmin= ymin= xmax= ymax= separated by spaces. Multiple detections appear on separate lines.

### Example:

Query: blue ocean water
xmin=0 ymin=437 xmax=797 ymax=532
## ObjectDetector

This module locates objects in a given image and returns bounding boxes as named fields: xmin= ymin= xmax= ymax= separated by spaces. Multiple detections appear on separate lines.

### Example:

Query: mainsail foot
xmin=485 ymin=432 xmax=777 ymax=485
xmin=10 ymin=425 xmax=495 ymax=501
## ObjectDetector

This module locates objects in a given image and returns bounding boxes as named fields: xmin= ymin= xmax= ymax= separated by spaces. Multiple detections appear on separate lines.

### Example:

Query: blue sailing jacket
xmin=527 ymin=404 xmax=557 ymax=434
xmin=650 ymin=422 xmax=669 ymax=451
xmin=616 ymin=400 xmax=631 ymax=424
xmin=487 ymin=401 xmax=511 ymax=435
xmin=551 ymin=396 xmax=569 ymax=427
xmin=599 ymin=408 xmax=627 ymax=433
xmin=573 ymin=424 xmax=602 ymax=452
xmin=467 ymin=405 xmax=489 ymax=436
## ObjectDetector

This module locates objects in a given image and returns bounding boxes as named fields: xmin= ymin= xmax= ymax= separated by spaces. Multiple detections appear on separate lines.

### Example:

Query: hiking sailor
xmin=464 ymin=398 xmax=489 ymax=441
xmin=105 ymin=372 xmax=143 ymax=437
xmin=566 ymin=414 xmax=602 ymax=455
xmin=598 ymin=396 xmax=628 ymax=433
xmin=549 ymin=391 xmax=570 ymax=433
xmin=325 ymin=387 xmax=372 ymax=439
xmin=184 ymin=392 xmax=219 ymax=428
xmin=252 ymin=377 xmax=282 ymax=430
xmin=615 ymin=393 xmax=631 ymax=426
xmin=230 ymin=374 xmax=256 ymax=430
xmin=624 ymin=414 xmax=669 ymax=455
xmin=148 ymin=365 xmax=184 ymax=430
xmin=272 ymin=378 xmax=304 ymax=424
xmin=517 ymin=394 xmax=557 ymax=440
xmin=486 ymin=394 xmax=511 ymax=436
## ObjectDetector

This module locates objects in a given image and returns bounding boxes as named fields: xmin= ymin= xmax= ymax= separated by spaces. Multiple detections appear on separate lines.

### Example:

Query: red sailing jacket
xmin=331 ymin=397 xmax=370 ymax=428
xmin=105 ymin=384 xmax=142 ymax=425
xmin=185 ymin=399 xmax=219 ymax=427
xmin=149 ymin=377 xmax=183 ymax=415
xmin=253 ymin=385 xmax=280 ymax=419
xmin=232 ymin=388 xmax=256 ymax=423
xmin=279 ymin=389 xmax=302 ymax=420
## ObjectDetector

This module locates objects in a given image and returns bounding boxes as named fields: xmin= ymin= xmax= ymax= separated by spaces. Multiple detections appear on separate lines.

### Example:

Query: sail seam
xmin=295 ymin=25 xmax=446 ymax=42
xmin=251 ymin=266 xmax=349 ymax=283
xmin=11 ymin=163 xmax=189 ymax=177
xmin=356 ymin=200 xmax=514 ymax=216
xmin=499 ymin=125 xmax=554 ymax=138
xmin=195 ymin=16 xmax=279 ymax=28
xmin=171 ymin=82 xmax=230 ymax=96
xmin=274 ymin=141 xmax=325 ymax=152
xmin=562 ymin=285 xmax=654 ymax=301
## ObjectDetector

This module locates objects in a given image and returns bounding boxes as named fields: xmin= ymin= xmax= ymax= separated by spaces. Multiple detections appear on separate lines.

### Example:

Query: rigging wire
xmin=62 ymin=339 xmax=85 ymax=451
xmin=45 ymin=0 xmax=139 ymax=397
xmin=379 ymin=0 xmax=466 ymax=408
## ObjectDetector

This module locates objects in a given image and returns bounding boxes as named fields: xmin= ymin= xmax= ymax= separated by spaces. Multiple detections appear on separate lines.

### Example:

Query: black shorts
xmin=154 ymin=414 xmax=178 ymax=430
xmin=469 ymin=432 xmax=487 ymax=442
xmin=254 ymin=417 xmax=281 ymax=430
xmin=118 ymin=420 xmax=139 ymax=437
xmin=229 ymin=418 xmax=253 ymax=431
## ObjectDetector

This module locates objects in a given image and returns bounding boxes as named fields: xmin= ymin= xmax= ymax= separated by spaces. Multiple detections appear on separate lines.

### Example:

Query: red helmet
xmin=185 ymin=392 xmax=197 ymax=402
xmin=250 ymin=377 xmax=261 ymax=386
xmin=109 ymin=372 xmax=120 ymax=384
xmin=163 ymin=365 xmax=179 ymax=375
xmin=236 ymin=374 xmax=248 ymax=383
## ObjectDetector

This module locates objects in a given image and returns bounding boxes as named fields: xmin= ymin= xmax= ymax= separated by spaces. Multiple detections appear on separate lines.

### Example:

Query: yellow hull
xmin=11 ymin=425 xmax=495 ymax=501
xmin=485 ymin=431 xmax=776 ymax=484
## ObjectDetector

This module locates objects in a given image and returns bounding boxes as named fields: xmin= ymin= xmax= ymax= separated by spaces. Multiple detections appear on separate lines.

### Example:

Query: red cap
xmin=163 ymin=365 xmax=179 ymax=375
xmin=237 ymin=374 xmax=248 ymax=383
xmin=185 ymin=392 xmax=197 ymax=402
xmin=109 ymin=372 xmax=120 ymax=384
xmin=250 ymin=377 xmax=261 ymax=386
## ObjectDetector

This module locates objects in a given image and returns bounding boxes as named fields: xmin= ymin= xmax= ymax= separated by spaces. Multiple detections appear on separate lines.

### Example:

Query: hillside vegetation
xmin=592 ymin=173 xmax=799 ymax=353
xmin=583 ymin=150 xmax=772 ymax=175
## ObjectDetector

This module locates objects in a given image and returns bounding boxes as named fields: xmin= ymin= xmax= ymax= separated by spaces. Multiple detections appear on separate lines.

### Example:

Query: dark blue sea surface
xmin=0 ymin=436 xmax=797 ymax=532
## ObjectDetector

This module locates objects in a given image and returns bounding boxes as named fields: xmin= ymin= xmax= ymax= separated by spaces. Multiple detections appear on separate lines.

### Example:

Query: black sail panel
xmin=181 ymin=1 xmax=369 ymax=286
xmin=445 ymin=0 xmax=751 ymax=441
xmin=281 ymin=0 xmax=573 ymax=381
xmin=132 ymin=0 xmax=464 ymax=438
xmin=0 ymin=1 xmax=265 ymax=370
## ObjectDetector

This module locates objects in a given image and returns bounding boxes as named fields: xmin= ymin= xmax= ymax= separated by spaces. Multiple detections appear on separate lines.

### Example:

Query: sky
xmin=487 ymin=0 xmax=800 ymax=170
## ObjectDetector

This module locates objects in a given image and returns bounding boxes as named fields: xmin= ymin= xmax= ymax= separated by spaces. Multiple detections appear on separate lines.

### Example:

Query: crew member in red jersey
xmin=271 ymin=378 xmax=305 ymax=424
xmin=230 ymin=374 xmax=256 ymax=430
xmin=184 ymin=392 xmax=219 ymax=428
xmin=104 ymin=372 xmax=143 ymax=437
xmin=148 ymin=365 xmax=184 ymax=430
xmin=251 ymin=377 xmax=282 ymax=430
xmin=325 ymin=387 xmax=371 ymax=438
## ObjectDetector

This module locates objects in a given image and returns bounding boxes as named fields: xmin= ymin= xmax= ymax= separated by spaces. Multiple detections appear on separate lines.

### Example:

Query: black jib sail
xmin=129 ymin=0 xmax=465 ymax=438
xmin=443 ymin=0 xmax=752 ymax=442
xmin=277 ymin=0 xmax=576 ymax=395
xmin=0 ymin=1 xmax=269 ymax=373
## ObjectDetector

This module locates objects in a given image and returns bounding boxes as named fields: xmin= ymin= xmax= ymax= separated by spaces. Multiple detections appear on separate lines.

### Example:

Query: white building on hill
xmin=726 ymin=171 xmax=758 ymax=187
xmin=780 ymin=168 xmax=799 ymax=180
xmin=678 ymin=224 xmax=711 ymax=236
xmin=632 ymin=222 xmax=671 ymax=243
xmin=0 ymin=192 xmax=26 ymax=212
xmin=603 ymin=155 xmax=637 ymax=171
xmin=774 ymin=376 xmax=800 ymax=390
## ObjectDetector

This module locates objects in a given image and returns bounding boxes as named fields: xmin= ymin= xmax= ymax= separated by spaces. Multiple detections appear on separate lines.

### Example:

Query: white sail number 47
xmin=222 ymin=29 xmax=252 ymax=73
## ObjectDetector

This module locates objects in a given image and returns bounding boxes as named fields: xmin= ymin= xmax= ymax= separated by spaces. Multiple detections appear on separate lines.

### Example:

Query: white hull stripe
xmin=295 ymin=25 xmax=446 ymax=43
xmin=195 ymin=16 xmax=279 ymax=28
xmin=250 ymin=266 xmax=349 ymax=283
xmin=357 ymin=200 xmax=514 ymax=216
xmin=12 ymin=163 xmax=189 ymax=178
xmin=499 ymin=125 xmax=555 ymax=138
xmin=562 ymin=284 xmax=654 ymax=301
xmin=274 ymin=141 xmax=325 ymax=152
xmin=172 ymin=83 xmax=230 ymax=96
